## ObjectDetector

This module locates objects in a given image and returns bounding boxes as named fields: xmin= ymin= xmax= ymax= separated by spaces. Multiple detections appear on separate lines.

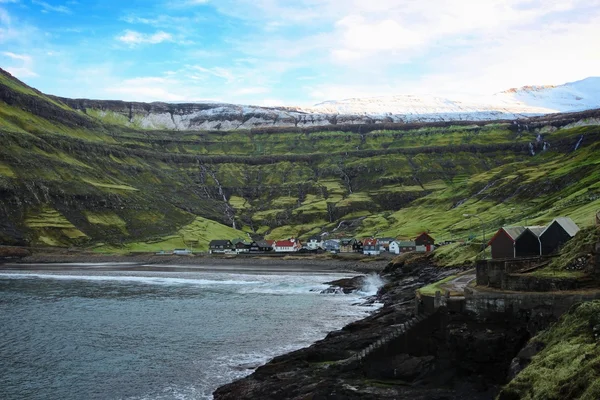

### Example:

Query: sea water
xmin=0 ymin=268 xmax=382 ymax=400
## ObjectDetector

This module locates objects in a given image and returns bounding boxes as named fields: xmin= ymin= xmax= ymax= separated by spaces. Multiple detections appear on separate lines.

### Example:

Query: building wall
xmin=515 ymin=230 xmax=541 ymax=258
xmin=415 ymin=235 xmax=434 ymax=246
xmin=464 ymin=288 xmax=600 ymax=334
xmin=340 ymin=245 xmax=353 ymax=253
xmin=490 ymin=230 xmax=514 ymax=259
xmin=274 ymin=246 xmax=295 ymax=252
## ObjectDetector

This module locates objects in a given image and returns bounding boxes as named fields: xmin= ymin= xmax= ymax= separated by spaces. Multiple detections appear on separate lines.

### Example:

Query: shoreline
xmin=1 ymin=253 xmax=390 ymax=274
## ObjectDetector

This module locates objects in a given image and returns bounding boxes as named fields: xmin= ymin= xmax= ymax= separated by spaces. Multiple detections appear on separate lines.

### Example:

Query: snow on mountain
xmin=492 ymin=77 xmax=600 ymax=112
xmin=304 ymin=77 xmax=600 ymax=120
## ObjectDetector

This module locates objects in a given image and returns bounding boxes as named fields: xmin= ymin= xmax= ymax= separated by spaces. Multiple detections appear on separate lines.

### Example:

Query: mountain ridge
xmin=3 ymin=68 xmax=599 ymax=131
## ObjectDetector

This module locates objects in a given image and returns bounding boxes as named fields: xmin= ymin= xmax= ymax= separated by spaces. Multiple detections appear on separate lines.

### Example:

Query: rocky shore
xmin=214 ymin=254 xmax=529 ymax=400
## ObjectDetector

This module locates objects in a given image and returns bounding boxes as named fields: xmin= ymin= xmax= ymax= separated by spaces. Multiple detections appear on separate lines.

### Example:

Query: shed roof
xmin=504 ymin=226 xmax=526 ymax=241
xmin=541 ymin=217 xmax=580 ymax=238
xmin=415 ymin=232 xmax=435 ymax=241
xmin=398 ymin=240 xmax=416 ymax=247
xmin=488 ymin=226 xmax=525 ymax=245
xmin=525 ymin=226 xmax=546 ymax=237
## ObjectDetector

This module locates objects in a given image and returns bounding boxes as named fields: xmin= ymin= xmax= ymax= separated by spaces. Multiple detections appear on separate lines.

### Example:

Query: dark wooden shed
xmin=539 ymin=217 xmax=580 ymax=255
xmin=415 ymin=232 xmax=435 ymax=246
xmin=488 ymin=227 xmax=525 ymax=259
xmin=514 ymin=227 xmax=544 ymax=258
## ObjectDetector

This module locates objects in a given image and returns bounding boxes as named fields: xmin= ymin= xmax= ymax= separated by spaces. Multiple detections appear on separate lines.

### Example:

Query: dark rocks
xmin=321 ymin=276 xmax=365 ymax=294
xmin=366 ymin=353 xmax=436 ymax=381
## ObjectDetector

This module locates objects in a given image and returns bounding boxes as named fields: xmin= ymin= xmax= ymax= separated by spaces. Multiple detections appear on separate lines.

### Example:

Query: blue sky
xmin=1 ymin=0 xmax=599 ymax=105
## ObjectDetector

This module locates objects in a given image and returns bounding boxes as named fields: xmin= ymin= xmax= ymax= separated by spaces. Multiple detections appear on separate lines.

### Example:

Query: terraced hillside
xmin=1 ymin=68 xmax=600 ymax=253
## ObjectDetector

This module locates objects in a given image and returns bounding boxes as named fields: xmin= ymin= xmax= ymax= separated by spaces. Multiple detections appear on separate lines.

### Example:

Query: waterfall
xmin=574 ymin=135 xmax=584 ymax=151
xmin=529 ymin=142 xmax=535 ymax=156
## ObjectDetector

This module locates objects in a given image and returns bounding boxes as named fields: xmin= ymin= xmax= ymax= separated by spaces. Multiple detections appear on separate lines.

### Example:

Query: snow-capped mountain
xmin=57 ymin=77 xmax=600 ymax=130
xmin=492 ymin=77 xmax=600 ymax=112
xmin=306 ymin=77 xmax=600 ymax=119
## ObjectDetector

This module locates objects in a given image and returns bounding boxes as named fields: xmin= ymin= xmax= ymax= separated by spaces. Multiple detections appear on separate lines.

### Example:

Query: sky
xmin=0 ymin=0 xmax=599 ymax=106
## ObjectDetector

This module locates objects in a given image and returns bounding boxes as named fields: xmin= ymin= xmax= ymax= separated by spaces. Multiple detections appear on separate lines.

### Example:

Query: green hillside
xmin=1 ymin=68 xmax=599 ymax=253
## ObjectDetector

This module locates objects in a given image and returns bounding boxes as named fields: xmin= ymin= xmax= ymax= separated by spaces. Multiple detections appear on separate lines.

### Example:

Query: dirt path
xmin=440 ymin=271 xmax=476 ymax=294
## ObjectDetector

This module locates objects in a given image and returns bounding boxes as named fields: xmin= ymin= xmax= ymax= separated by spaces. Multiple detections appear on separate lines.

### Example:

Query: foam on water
xmin=357 ymin=273 xmax=387 ymax=295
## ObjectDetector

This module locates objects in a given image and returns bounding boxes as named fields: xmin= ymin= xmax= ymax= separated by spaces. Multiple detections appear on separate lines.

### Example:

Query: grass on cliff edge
xmin=549 ymin=226 xmax=600 ymax=271
xmin=418 ymin=275 xmax=458 ymax=296
xmin=94 ymin=216 xmax=241 ymax=254
xmin=499 ymin=301 xmax=600 ymax=400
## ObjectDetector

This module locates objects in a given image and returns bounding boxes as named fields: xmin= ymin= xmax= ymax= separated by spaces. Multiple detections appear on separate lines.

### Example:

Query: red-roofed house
xmin=274 ymin=239 xmax=301 ymax=253
xmin=362 ymin=238 xmax=380 ymax=255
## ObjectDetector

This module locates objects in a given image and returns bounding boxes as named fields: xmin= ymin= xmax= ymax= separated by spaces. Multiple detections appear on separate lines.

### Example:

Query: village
xmin=167 ymin=216 xmax=581 ymax=260
xmin=203 ymin=232 xmax=436 ymax=256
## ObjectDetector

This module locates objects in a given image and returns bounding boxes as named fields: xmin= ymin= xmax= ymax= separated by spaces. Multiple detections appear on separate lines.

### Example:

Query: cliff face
xmin=50 ymin=96 xmax=550 ymax=131
xmin=53 ymin=96 xmax=352 ymax=131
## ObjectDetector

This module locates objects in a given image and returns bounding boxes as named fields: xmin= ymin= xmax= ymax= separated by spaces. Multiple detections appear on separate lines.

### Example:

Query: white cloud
xmin=116 ymin=30 xmax=173 ymax=46
xmin=2 ymin=51 xmax=37 ymax=77
xmin=32 ymin=0 xmax=71 ymax=14
xmin=191 ymin=65 xmax=236 ymax=83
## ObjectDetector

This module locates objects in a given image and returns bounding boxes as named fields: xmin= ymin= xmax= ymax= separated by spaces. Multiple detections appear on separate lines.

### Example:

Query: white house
xmin=306 ymin=236 xmax=323 ymax=250
xmin=389 ymin=241 xmax=400 ymax=255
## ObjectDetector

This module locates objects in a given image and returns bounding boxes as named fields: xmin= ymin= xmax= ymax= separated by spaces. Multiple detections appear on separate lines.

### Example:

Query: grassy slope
xmin=499 ymin=301 xmax=600 ymax=400
xmin=1 ymin=69 xmax=600 ymax=255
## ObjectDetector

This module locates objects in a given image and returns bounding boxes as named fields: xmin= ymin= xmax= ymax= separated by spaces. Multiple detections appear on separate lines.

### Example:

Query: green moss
xmin=84 ymin=212 xmax=127 ymax=234
xmin=499 ymin=301 xmax=600 ymax=400
xmin=0 ymin=162 xmax=15 ymax=177
xmin=433 ymin=242 xmax=483 ymax=267
xmin=81 ymin=179 xmax=138 ymax=191
xmin=26 ymin=207 xmax=77 ymax=229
